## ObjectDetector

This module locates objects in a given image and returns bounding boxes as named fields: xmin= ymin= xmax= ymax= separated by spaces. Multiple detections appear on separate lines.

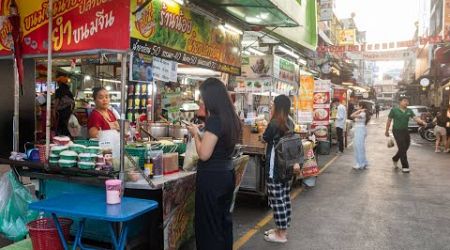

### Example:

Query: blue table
xmin=29 ymin=193 xmax=158 ymax=250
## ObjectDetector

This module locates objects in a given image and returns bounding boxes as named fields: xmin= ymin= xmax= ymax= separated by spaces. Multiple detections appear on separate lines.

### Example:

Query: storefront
xmin=0 ymin=0 xmax=250 ymax=249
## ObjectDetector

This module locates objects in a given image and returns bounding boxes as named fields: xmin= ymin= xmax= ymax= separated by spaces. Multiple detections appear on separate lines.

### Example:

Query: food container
xmin=50 ymin=146 xmax=68 ymax=156
xmin=59 ymin=150 xmax=78 ymax=161
xmin=148 ymin=123 xmax=169 ymax=138
xmin=49 ymin=153 xmax=59 ymax=162
xmin=87 ymin=146 xmax=101 ymax=154
xmin=69 ymin=144 xmax=87 ymax=154
xmin=105 ymin=179 xmax=122 ymax=204
xmin=79 ymin=153 xmax=98 ymax=162
xmin=163 ymin=153 xmax=179 ymax=175
xmin=49 ymin=159 xmax=59 ymax=165
xmin=58 ymin=159 xmax=77 ymax=168
xmin=168 ymin=125 xmax=189 ymax=139
xmin=78 ymin=162 xmax=95 ymax=170
xmin=53 ymin=136 xmax=71 ymax=146
xmin=150 ymin=150 xmax=164 ymax=178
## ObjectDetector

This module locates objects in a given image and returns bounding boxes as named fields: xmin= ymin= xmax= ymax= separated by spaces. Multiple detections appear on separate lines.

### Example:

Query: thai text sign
xmin=273 ymin=55 xmax=299 ymax=85
xmin=0 ymin=0 xmax=130 ymax=55
xmin=130 ymin=0 xmax=241 ymax=75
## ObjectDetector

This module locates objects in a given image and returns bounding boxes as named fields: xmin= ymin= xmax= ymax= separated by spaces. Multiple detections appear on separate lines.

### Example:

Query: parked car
xmin=407 ymin=105 xmax=431 ymax=130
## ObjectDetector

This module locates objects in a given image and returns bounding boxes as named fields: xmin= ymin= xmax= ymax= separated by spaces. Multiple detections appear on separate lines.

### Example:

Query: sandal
xmin=264 ymin=232 xmax=287 ymax=243
xmin=264 ymin=229 xmax=275 ymax=236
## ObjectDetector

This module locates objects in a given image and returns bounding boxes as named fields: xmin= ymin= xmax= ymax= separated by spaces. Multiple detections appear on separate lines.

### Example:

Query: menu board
xmin=312 ymin=80 xmax=331 ymax=141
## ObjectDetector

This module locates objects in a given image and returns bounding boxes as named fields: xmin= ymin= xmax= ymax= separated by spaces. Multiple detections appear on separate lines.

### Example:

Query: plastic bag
xmin=183 ymin=136 xmax=199 ymax=171
xmin=67 ymin=114 xmax=81 ymax=137
xmin=387 ymin=137 xmax=395 ymax=148
xmin=0 ymin=171 xmax=38 ymax=241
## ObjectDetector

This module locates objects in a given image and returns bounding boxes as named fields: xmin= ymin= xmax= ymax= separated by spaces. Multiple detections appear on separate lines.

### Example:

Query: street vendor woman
xmin=88 ymin=87 xmax=120 ymax=138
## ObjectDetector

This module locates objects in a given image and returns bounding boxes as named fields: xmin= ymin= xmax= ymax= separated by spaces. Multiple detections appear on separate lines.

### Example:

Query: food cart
xmin=0 ymin=0 xmax=249 ymax=249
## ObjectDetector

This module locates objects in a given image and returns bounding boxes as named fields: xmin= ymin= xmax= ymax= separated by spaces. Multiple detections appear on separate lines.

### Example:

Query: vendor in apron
xmin=88 ymin=87 xmax=120 ymax=138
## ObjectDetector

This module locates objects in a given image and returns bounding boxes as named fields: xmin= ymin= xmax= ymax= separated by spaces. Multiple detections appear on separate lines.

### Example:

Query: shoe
xmin=336 ymin=151 xmax=343 ymax=156
xmin=445 ymin=149 xmax=450 ymax=153
xmin=264 ymin=229 xmax=275 ymax=236
xmin=435 ymin=149 xmax=441 ymax=153
xmin=402 ymin=168 xmax=410 ymax=173
xmin=353 ymin=165 xmax=362 ymax=170
xmin=393 ymin=160 xmax=399 ymax=169
xmin=264 ymin=232 xmax=287 ymax=243
xmin=363 ymin=164 xmax=369 ymax=169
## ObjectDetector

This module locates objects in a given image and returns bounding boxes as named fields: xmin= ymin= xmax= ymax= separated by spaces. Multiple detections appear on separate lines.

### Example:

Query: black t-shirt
xmin=201 ymin=115 xmax=234 ymax=161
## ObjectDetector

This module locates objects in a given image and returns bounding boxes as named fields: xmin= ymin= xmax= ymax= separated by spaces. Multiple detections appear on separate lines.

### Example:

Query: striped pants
xmin=267 ymin=179 xmax=292 ymax=230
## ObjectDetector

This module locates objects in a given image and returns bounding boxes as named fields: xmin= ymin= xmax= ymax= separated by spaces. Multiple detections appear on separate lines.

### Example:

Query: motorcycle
xmin=418 ymin=123 xmax=436 ymax=142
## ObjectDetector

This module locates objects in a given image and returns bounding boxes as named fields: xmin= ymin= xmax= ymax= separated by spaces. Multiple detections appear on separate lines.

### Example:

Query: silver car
xmin=407 ymin=105 xmax=430 ymax=130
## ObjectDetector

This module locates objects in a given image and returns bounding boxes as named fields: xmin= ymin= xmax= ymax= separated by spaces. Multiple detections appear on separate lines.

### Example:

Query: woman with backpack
xmin=262 ymin=95 xmax=302 ymax=243
xmin=350 ymin=102 xmax=371 ymax=169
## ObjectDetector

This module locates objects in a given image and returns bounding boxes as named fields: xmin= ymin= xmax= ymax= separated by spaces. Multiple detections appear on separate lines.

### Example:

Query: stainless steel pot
xmin=169 ymin=125 xmax=189 ymax=139
xmin=148 ymin=123 xmax=169 ymax=138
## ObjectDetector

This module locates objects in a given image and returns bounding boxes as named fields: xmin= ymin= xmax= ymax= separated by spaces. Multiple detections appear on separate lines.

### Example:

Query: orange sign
xmin=0 ymin=0 xmax=130 ymax=56
xmin=298 ymin=75 xmax=314 ymax=111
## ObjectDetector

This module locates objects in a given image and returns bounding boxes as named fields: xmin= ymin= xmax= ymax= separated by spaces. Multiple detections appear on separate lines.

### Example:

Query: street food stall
xmin=0 ymin=0 xmax=249 ymax=249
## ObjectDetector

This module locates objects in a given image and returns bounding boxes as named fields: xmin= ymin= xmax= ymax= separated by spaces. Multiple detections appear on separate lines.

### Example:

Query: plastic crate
xmin=73 ymin=139 xmax=99 ymax=147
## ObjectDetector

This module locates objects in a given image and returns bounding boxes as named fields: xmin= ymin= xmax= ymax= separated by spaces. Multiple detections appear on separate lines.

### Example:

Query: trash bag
xmin=183 ymin=136 xmax=199 ymax=171
xmin=0 ymin=171 xmax=38 ymax=241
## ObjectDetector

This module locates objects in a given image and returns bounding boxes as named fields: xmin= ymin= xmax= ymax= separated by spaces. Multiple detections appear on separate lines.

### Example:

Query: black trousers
xmin=195 ymin=169 xmax=235 ymax=250
xmin=336 ymin=127 xmax=344 ymax=152
xmin=392 ymin=129 xmax=411 ymax=169
xmin=57 ymin=108 xmax=72 ymax=137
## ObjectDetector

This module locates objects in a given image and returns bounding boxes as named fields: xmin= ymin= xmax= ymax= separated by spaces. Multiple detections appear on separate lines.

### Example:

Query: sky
xmin=334 ymin=0 xmax=421 ymax=43
xmin=334 ymin=0 xmax=421 ymax=79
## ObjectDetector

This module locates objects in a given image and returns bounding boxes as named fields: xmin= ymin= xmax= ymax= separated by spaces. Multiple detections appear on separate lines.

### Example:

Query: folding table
xmin=29 ymin=193 xmax=158 ymax=250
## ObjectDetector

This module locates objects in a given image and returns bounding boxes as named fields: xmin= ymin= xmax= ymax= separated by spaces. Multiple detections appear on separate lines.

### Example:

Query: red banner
xmin=0 ymin=0 xmax=130 ymax=56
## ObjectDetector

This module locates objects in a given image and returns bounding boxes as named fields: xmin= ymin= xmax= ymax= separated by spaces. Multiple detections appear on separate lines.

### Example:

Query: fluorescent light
xmin=245 ymin=16 xmax=262 ymax=23
xmin=258 ymin=12 xmax=269 ymax=20
xmin=248 ymin=48 xmax=265 ymax=56
xmin=224 ymin=23 xmax=243 ymax=35
xmin=277 ymin=46 xmax=300 ymax=59
xmin=177 ymin=67 xmax=220 ymax=76
xmin=298 ymin=58 xmax=307 ymax=65
xmin=105 ymin=85 xmax=112 ymax=91
xmin=243 ymin=50 xmax=251 ymax=55
xmin=172 ymin=0 xmax=183 ymax=5
xmin=99 ymin=78 xmax=121 ymax=83
xmin=226 ymin=7 xmax=245 ymax=18
xmin=84 ymin=75 xmax=91 ymax=81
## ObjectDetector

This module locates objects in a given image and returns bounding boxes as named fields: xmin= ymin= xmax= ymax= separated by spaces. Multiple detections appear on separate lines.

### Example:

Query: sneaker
xmin=336 ymin=151 xmax=343 ymax=156
xmin=402 ymin=168 xmax=410 ymax=173
xmin=445 ymin=149 xmax=450 ymax=153
xmin=393 ymin=160 xmax=399 ymax=168
xmin=353 ymin=165 xmax=361 ymax=170
xmin=435 ymin=149 xmax=441 ymax=153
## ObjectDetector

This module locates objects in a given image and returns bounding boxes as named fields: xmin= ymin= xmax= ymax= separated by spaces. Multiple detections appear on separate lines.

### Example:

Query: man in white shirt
xmin=332 ymin=98 xmax=347 ymax=154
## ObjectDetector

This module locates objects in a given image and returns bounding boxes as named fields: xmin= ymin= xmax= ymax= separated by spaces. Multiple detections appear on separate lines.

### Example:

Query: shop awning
xmin=197 ymin=0 xmax=298 ymax=27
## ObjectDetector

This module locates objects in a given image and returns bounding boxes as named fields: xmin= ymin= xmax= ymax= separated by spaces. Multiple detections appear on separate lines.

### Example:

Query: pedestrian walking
xmin=350 ymin=102 xmax=371 ymax=169
xmin=262 ymin=95 xmax=303 ymax=244
xmin=375 ymin=103 xmax=380 ymax=118
xmin=186 ymin=78 xmax=241 ymax=250
xmin=433 ymin=109 xmax=449 ymax=153
xmin=385 ymin=97 xmax=426 ymax=173
xmin=332 ymin=98 xmax=347 ymax=154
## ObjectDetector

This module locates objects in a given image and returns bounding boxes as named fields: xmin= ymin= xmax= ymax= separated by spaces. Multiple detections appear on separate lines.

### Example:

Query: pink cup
xmin=105 ymin=179 xmax=122 ymax=204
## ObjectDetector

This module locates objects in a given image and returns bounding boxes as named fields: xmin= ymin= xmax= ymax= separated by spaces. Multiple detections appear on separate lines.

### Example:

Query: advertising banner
xmin=337 ymin=29 xmax=356 ymax=45
xmin=130 ymin=0 xmax=241 ymax=75
xmin=153 ymin=57 xmax=177 ymax=82
xmin=0 ymin=16 xmax=11 ymax=56
xmin=234 ymin=77 xmax=271 ymax=93
xmin=0 ymin=0 xmax=130 ymax=55
xmin=130 ymin=52 xmax=153 ymax=82
xmin=312 ymin=79 xmax=331 ymax=141
xmin=273 ymin=55 xmax=299 ymax=85
xmin=240 ymin=55 xmax=273 ymax=78
xmin=319 ymin=0 xmax=333 ymax=21
xmin=297 ymin=75 xmax=314 ymax=123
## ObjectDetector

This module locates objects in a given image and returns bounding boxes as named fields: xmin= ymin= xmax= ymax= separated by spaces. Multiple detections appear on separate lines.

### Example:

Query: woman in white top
xmin=350 ymin=102 xmax=371 ymax=169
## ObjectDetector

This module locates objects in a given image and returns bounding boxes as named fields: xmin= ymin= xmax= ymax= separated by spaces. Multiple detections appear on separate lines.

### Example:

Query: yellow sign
xmin=298 ymin=75 xmax=314 ymax=111
xmin=338 ymin=29 xmax=356 ymax=45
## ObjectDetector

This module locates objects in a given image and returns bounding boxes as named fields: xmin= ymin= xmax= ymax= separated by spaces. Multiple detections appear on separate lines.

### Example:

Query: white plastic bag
xmin=99 ymin=130 xmax=121 ymax=160
xmin=183 ymin=136 xmax=199 ymax=171
xmin=387 ymin=137 xmax=395 ymax=148
xmin=67 ymin=114 xmax=81 ymax=137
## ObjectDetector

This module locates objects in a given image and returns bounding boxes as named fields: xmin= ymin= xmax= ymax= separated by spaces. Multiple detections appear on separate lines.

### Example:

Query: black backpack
xmin=274 ymin=128 xmax=304 ymax=182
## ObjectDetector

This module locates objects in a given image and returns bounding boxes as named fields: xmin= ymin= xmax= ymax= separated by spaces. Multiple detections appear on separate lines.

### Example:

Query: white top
xmin=354 ymin=112 xmax=366 ymax=127
xmin=335 ymin=104 xmax=347 ymax=129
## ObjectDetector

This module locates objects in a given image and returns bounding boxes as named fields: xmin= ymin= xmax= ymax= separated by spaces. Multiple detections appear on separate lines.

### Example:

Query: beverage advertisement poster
xmin=130 ymin=0 xmax=241 ymax=75
xmin=130 ymin=52 xmax=153 ymax=83
xmin=0 ymin=0 xmax=130 ymax=55
xmin=297 ymin=75 xmax=315 ymax=123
